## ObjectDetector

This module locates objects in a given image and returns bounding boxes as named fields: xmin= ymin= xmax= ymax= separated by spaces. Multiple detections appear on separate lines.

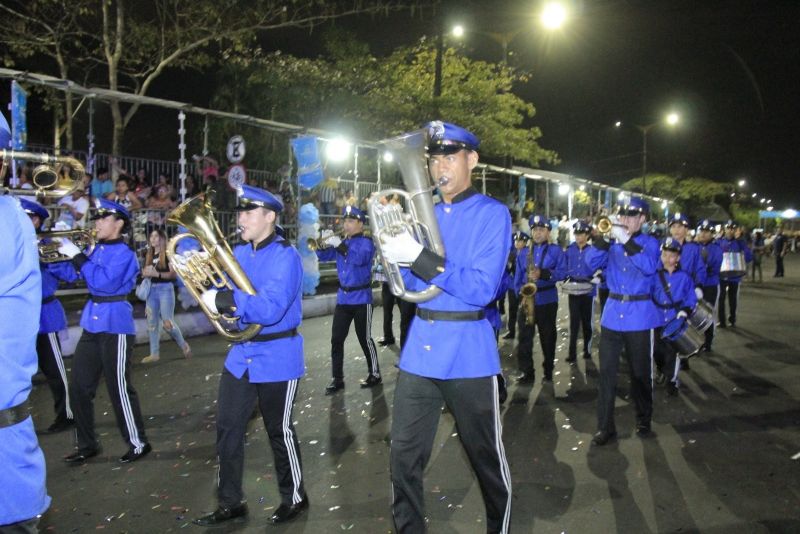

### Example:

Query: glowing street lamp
xmin=541 ymin=2 xmax=568 ymax=30
xmin=325 ymin=138 xmax=352 ymax=163
xmin=637 ymin=112 xmax=680 ymax=194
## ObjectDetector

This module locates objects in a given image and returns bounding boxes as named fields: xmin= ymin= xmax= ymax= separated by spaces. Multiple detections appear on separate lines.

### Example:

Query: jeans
xmin=146 ymin=282 xmax=187 ymax=356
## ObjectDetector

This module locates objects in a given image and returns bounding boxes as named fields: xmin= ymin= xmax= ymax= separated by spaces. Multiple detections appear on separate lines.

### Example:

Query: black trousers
xmin=216 ymin=370 xmax=305 ymax=508
xmin=598 ymin=287 xmax=609 ymax=316
xmin=718 ymin=280 xmax=740 ymax=325
xmin=702 ymin=284 xmax=719 ymax=348
xmin=516 ymin=301 xmax=558 ymax=378
xmin=381 ymin=282 xmax=416 ymax=348
xmin=70 ymin=332 xmax=147 ymax=453
xmin=597 ymin=327 xmax=654 ymax=433
xmin=505 ymin=289 xmax=518 ymax=337
xmin=568 ymin=294 xmax=594 ymax=359
xmin=36 ymin=332 xmax=72 ymax=423
xmin=331 ymin=303 xmax=380 ymax=380
xmin=653 ymin=327 xmax=679 ymax=382
xmin=775 ymin=255 xmax=785 ymax=276
xmin=390 ymin=371 xmax=511 ymax=534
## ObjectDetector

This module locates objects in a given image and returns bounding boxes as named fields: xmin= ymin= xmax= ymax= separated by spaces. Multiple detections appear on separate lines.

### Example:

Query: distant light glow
xmin=579 ymin=185 xmax=586 ymax=191
xmin=326 ymin=138 xmax=352 ymax=162
xmin=382 ymin=151 xmax=394 ymax=163
xmin=615 ymin=121 xmax=622 ymax=128
xmin=783 ymin=209 xmax=797 ymax=218
xmin=666 ymin=112 xmax=680 ymax=126
xmin=760 ymin=198 xmax=766 ymax=203
xmin=541 ymin=2 xmax=567 ymax=30
xmin=452 ymin=25 xmax=464 ymax=37
xmin=558 ymin=183 xmax=570 ymax=196
xmin=767 ymin=206 xmax=774 ymax=211
xmin=661 ymin=200 xmax=668 ymax=209
xmin=737 ymin=179 xmax=746 ymax=187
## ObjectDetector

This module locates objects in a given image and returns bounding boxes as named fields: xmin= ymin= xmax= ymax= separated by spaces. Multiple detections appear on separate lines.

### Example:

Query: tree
xmin=622 ymin=173 xmax=730 ymax=216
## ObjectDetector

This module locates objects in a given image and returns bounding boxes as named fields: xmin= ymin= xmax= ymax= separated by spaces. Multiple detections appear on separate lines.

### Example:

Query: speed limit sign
xmin=226 ymin=135 xmax=246 ymax=164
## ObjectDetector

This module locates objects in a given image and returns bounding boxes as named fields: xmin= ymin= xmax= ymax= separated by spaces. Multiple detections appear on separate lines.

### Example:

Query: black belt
xmin=608 ymin=292 xmax=650 ymax=302
xmin=0 ymin=399 xmax=30 ymax=429
xmin=42 ymin=295 xmax=56 ymax=305
xmin=89 ymin=294 xmax=128 ymax=303
xmin=654 ymin=302 xmax=679 ymax=310
xmin=416 ymin=309 xmax=486 ymax=321
xmin=243 ymin=328 xmax=299 ymax=343
xmin=340 ymin=282 xmax=371 ymax=292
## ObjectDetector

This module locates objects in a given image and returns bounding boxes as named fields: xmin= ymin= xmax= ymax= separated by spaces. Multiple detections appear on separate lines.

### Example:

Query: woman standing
xmin=141 ymin=229 xmax=192 ymax=363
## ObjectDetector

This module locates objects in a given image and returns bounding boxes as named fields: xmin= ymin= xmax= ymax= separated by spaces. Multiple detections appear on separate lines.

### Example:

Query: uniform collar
xmin=252 ymin=231 xmax=278 ymax=251
xmin=348 ymin=232 xmax=364 ymax=239
xmin=98 ymin=237 xmax=124 ymax=245
xmin=448 ymin=186 xmax=479 ymax=204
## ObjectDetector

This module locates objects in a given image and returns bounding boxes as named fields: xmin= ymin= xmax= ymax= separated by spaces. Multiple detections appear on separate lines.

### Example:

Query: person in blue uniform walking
xmin=192 ymin=185 xmax=308 ymax=526
xmin=585 ymin=198 xmax=661 ymax=446
xmin=379 ymin=121 xmax=512 ymax=534
xmin=718 ymin=220 xmax=752 ymax=328
xmin=57 ymin=198 xmax=150 ymax=464
xmin=652 ymin=238 xmax=697 ymax=394
xmin=667 ymin=213 xmax=706 ymax=293
xmin=514 ymin=214 xmax=566 ymax=383
xmin=316 ymin=205 xmax=381 ymax=394
xmin=501 ymin=231 xmax=529 ymax=340
xmin=19 ymin=199 xmax=79 ymax=434
xmin=565 ymin=220 xmax=596 ymax=362
xmin=695 ymin=219 xmax=723 ymax=351
xmin=0 ymin=196 xmax=51 ymax=533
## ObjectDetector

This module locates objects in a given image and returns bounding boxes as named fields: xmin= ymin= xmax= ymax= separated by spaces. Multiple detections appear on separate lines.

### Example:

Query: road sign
xmin=226 ymin=135 xmax=245 ymax=164
xmin=227 ymin=164 xmax=247 ymax=189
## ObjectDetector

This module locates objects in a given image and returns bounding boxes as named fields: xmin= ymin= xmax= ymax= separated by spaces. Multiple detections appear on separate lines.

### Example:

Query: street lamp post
xmin=630 ymin=112 xmax=680 ymax=195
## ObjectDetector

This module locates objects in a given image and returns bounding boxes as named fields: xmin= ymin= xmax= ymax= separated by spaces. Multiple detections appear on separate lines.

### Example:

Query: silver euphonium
xmin=367 ymin=129 xmax=444 ymax=303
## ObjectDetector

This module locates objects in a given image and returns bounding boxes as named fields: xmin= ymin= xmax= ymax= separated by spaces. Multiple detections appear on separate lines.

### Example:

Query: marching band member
xmin=501 ymin=231 xmax=529 ymax=340
xmin=193 ymin=185 xmax=308 ymax=526
xmin=585 ymin=198 xmax=660 ymax=445
xmin=667 ymin=213 xmax=706 ymax=290
xmin=565 ymin=220 xmax=596 ymax=363
xmin=58 ymin=198 xmax=150 ymax=464
xmin=20 ymin=199 xmax=79 ymax=433
xmin=695 ymin=219 xmax=723 ymax=351
xmin=380 ymin=121 xmax=512 ymax=533
xmin=0 ymin=196 xmax=50 ymax=532
xmin=718 ymin=220 xmax=752 ymax=328
xmin=652 ymin=238 xmax=697 ymax=394
xmin=514 ymin=214 xmax=566 ymax=383
xmin=316 ymin=205 xmax=381 ymax=394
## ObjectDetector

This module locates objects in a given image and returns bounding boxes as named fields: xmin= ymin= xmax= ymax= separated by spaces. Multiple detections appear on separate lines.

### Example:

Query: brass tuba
xmin=166 ymin=191 xmax=261 ymax=342
xmin=1 ymin=150 xmax=84 ymax=198
xmin=367 ymin=129 xmax=444 ymax=303
xmin=38 ymin=229 xmax=96 ymax=263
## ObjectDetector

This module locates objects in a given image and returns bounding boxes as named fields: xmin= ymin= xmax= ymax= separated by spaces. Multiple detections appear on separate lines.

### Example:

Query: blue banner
xmin=0 ymin=110 xmax=10 ymax=149
xmin=517 ymin=176 xmax=526 ymax=211
xmin=291 ymin=135 xmax=324 ymax=189
xmin=11 ymin=81 xmax=27 ymax=150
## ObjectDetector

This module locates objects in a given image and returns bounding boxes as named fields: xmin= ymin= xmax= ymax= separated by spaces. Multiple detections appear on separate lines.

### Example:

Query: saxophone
xmin=520 ymin=243 xmax=538 ymax=325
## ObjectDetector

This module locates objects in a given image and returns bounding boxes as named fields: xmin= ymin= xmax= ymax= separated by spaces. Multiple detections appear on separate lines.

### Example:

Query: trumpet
xmin=38 ymin=229 xmax=96 ymax=263
xmin=307 ymin=231 xmax=345 ymax=251
xmin=595 ymin=216 xmax=628 ymax=235
xmin=1 ymin=150 xmax=84 ymax=199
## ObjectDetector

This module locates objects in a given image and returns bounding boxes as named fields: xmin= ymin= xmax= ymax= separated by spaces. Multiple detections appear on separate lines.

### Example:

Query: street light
xmin=737 ymin=179 xmax=746 ymax=187
xmin=634 ymin=111 xmax=680 ymax=194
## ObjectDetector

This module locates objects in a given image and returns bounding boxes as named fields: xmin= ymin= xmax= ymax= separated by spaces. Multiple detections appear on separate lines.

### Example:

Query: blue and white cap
xmin=572 ymin=220 xmax=592 ymax=234
xmin=91 ymin=198 xmax=131 ymax=220
xmin=696 ymin=219 xmax=715 ymax=232
xmin=661 ymin=237 xmax=682 ymax=253
xmin=19 ymin=198 xmax=50 ymax=220
xmin=235 ymin=184 xmax=284 ymax=213
xmin=512 ymin=231 xmax=530 ymax=242
xmin=724 ymin=219 xmax=739 ymax=229
xmin=426 ymin=121 xmax=480 ymax=155
xmin=342 ymin=205 xmax=367 ymax=222
xmin=618 ymin=197 xmax=650 ymax=216
xmin=669 ymin=212 xmax=690 ymax=227
xmin=529 ymin=214 xmax=552 ymax=230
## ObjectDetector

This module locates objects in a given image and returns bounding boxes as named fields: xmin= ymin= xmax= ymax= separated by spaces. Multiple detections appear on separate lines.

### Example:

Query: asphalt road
xmin=30 ymin=254 xmax=800 ymax=533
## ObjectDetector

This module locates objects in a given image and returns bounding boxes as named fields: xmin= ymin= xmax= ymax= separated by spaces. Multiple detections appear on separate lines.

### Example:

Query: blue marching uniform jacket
xmin=224 ymin=234 xmax=304 ymax=382
xmin=486 ymin=270 xmax=512 ymax=332
xmin=565 ymin=242 xmax=597 ymax=297
xmin=40 ymin=261 xmax=79 ymax=333
xmin=718 ymin=237 xmax=753 ymax=283
xmin=671 ymin=240 xmax=706 ymax=288
xmin=0 ymin=196 xmax=51 ymax=525
xmin=316 ymin=233 xmax=374 ymax=305
xmin=71 ymin=238 xmax=139 ymax=334
xmin=511 ymin=246 xmax=529 ymax=294
xmin=651 ymin=268 xmax=697 ymax=327
xmin=698 ymin=240 xmax=724 ymax=286
xmin=513 ymin=242 xmax=566 ymax=305
xmin=586 ymin=232 xmax=661 ymax=331
xmin=400 ymin=188 xmax=511 ymax=379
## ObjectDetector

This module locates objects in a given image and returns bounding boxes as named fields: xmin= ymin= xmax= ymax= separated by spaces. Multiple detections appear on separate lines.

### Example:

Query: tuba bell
xmin=166 ymin=191 xmax=261 ymax=342
xmin=367 ymin=129 xmax=444 ymax=303
xmin=1 ymin=150 xmax=84 ymax=198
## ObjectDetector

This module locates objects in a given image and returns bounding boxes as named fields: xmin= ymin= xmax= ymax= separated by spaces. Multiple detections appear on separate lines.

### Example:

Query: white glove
xmin=319 ymin=229 xmax=334 ymax=240
xmin=694 ymin=287 xmax=704 ymax=299
xmin=677 ymin=310 xmax=688 ymax=319
xmin=53 ymin=221 xmax=70 ymax=231
xmin=200 ymin=289 xmax=219 ymax=314
xmin=324 ymin=236 xmax=342 ymax=248
xmin=591 ymin=276 xmax=601 ymax=285
xmin=381 ymin=231 xmax=424 ymax=265
xmin=610 ymin=223 xmax=630 ymax=245
xmin=57 ymin=238 xmax=81 ymax=259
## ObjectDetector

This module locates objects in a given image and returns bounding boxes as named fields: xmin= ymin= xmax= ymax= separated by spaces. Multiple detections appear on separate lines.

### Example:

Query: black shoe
xmin=360 ymin=375 xmax=382 ymax=388
xmin=636 ymin=425 xmax=652 ymax=438
xmin=591 ymin=430 xmax=617 ymax=446
xmin=325 ymin=380 xmax=345 ymax=395
xmin=565 ymin=355 xmax=577 ymax=364
xmin=270 ymin=495 xmax=308 ymax=524
xmin=654 ymin=369 xmax=666 ymax=385
xmin=502 ymin=332 xmax=515 ymax=340
xmin=378 ymin=338 xmax=395 ymax=347
xmin=193 ymin=502 xmax=248 ymax=526
xmin=46 ymin=418 xmax=74 ymax=434
xmin=702 ymin=344 xmax=712 ymax=352
xmin=516 ymin=371 xmax=535 ymax=384
xmin=119 ymin=442 xmax=152 ymax=463
xmin=729 ymin=320 xmax=736 ymax=327
xmin=583 ymin=352 xmax=592 ymax=360
xmin=719 ymin=322 xmax=727 ymax=329
xmin=680 ymin=359 xmax=690 ymax=371
xmin=542 ymin=374 xmax=553 ymax=383
xmin=666 ymin=382 xmax=679 ymax=396
xmin=64 ymin=448 xmax=100 ymax=464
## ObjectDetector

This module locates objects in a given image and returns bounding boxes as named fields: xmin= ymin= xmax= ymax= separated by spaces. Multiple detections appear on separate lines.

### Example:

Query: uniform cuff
xmin=216 ymin=291 xmax=236 ymax=314
xmin=335 ymin=243 xmax=348 ymax=256
xmin=411 ymin=248 xmax=445 ymax=282
xmin=72 ymin=253 xmax=89 ymax=270
xmin=681 ymin=306 xmax=693 ymax=316
xmin=623 ymin=239 xmax=643 ymax=255
xmin=592 ymin=238 xmax=610 ymax=251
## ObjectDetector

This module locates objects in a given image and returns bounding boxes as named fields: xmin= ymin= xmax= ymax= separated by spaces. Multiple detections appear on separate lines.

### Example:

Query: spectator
xmin=56 ymin=184 xmax=90 ymax=229
xmin=318 ymin=176 xmax=339 ymax=216
xmin=90 ymin=167 xmax=114 ymax=199
xmin=145 ymin=184 xmax=177 ymax=233
xmin=106 ymin=176 xmax=143 ymax=211
xmin=193 ymin=154 xmax=219 ymax=187
xmin=751 ymin=231 xmax=765 ymax=282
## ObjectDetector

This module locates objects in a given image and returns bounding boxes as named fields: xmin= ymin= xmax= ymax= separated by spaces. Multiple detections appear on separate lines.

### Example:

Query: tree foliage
xmin=622 ymin=173 xmax=731 ymax=215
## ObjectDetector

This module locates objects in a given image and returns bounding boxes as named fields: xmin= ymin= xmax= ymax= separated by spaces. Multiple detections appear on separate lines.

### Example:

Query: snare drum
xmin=720 ymin=251 xmax=746 ymax=279
xmin=688 ymin=299 xmax=714 ymax=333
xmin=662 ymin=317 xmax=704 ymax=356
xmin=562 ymin=280 xmax=593 ymax=296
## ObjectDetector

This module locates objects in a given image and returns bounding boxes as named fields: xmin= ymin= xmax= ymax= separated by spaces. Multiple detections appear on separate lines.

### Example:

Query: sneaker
xmin=182 ymin=343 xmax=192 ymax=359
xmin=141 ymin=354 xmax=160 ymax=364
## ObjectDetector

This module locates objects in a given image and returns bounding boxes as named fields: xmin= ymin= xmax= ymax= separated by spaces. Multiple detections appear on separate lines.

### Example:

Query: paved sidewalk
xmin=30 ymin=255 xmax=800 ymax=533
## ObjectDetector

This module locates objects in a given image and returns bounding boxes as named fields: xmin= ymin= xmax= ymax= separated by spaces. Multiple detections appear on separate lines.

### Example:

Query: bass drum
xmin=662 ymin=317 xmax=704 ymax=357
xmin=720 ymin=251 xmax=746 ymax=279
xmin=688 ymin=299 xmax=714 ymax=333
xmin=562 ymin=280 xmax=593 ymax=296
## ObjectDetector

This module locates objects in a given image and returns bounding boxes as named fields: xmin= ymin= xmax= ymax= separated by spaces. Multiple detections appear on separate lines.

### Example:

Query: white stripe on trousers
xmin=115 ymin=334 xmax=145 ymax=452
xmin=48 ymin=332 xmax=73 ymax=419
xmin=281 ymin=379 xmax=304 ymax=504
xmin=365 ymin=303 xmax=380 ymax=376
xmin=649 ymin=329 xmax=655 ymax=390
xmin=492 ymin=376 xmax=512 ymax=533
